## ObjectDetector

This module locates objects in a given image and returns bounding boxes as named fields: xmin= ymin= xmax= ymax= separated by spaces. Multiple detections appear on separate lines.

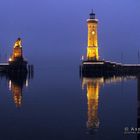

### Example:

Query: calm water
xmin=0 ymin=64 xmax=139 ymax=140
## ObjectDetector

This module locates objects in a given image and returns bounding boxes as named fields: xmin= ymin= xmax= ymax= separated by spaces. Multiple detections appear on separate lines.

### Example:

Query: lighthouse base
xmin=80 ymin=60 xmax=140 ymax=77
xmin=8 ymin=60 xmax=28 ymax=73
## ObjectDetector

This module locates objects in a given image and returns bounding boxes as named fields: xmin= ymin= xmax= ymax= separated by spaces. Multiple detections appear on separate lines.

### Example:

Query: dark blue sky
xmin=0 ymin=0 xmax=140 ymax=66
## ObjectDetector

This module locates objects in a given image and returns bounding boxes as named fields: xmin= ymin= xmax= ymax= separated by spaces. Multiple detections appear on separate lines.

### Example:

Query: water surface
xmin=0 ymin=65 xmax=138 ymax=140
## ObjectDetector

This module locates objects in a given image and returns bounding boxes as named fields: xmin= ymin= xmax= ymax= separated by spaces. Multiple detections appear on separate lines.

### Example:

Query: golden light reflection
xmin=82 ymin=76 xmax=136 ymax=133
xmin=11 ymin=83 xmax=22 ymax=107
xmin=82 ymin=77 xmax=100 ymax=133
xmin=8 ymin=74 xmax=29 ymax=108
xmin=87 ymin=81 xmax=99 ymax=130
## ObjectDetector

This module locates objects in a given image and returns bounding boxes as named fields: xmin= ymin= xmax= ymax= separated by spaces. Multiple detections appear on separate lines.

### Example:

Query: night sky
xmin=0 ymin=0 xmax=140 ymax=67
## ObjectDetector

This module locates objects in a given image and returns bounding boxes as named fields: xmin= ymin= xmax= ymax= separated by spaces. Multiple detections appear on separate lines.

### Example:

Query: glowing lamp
xmin=9 ymin=58 xmax=12 ymax=62
xmin=92 ymin=31 xmax=95 ymax=35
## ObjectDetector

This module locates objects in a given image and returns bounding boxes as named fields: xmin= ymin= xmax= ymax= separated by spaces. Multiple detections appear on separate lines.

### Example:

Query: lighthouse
xmin=8 ymin=38 xmax=27 ymax=72
xmin=81 ymin=11 xmax=140 ymax=77
xmin=87 ymin=10 xmax=99 ymax=61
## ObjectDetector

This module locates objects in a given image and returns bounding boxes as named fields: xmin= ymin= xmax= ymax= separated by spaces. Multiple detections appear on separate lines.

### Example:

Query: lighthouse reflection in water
xmin=81 ymin=76 xmax=136 ymax=134
xmin=1 ymin=73 xmax=33 ymax=108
